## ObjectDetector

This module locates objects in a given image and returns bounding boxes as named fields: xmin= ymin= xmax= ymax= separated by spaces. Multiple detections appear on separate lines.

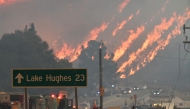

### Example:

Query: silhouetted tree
xmin=28 ymin=23 xmax=36 ymax=34
xmin=0 ymin=23 xmax=72 ymax=94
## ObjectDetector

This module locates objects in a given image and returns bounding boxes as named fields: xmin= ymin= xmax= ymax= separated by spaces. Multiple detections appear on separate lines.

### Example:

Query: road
xmin=75 ymin=89 xmax=150 ymax=108
xmin=80 ymin=94 xmax=119 ymax=103
xmin=103 ymin=90 xmax=150 ymax=109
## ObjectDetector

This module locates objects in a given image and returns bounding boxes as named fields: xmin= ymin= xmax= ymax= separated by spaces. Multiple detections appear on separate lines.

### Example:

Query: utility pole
xmin=126 ymin=49 xmax=128 ymax=86
xmin=125 ymin=49 xmax=128 ymax=104
xmin=183 ymin=24 xmax=190 ymax=44
xmin=99 ymin=41 xmax=103 ymax=109
xmin=179 ymin=44 xmax=180 ymax=88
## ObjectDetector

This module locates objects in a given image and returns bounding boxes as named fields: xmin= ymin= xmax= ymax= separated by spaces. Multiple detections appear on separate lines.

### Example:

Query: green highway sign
xmin=12 ymin=69 xmax=87 ymax=88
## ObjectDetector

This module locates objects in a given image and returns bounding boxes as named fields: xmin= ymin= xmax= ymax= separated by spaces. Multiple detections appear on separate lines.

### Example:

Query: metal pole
xmin=126 ymin=49 xmax=128 ymax=86
xmin=24 ymin=88 xmax=28 ymax=109
xmin=99 ymin=46 xmax=103 ymax=109
xmin=75 ymin=87 xmax=78 ymax=109
xmin=179 ymin=44 xmax=180 ymax=89
xmin=111 ymin=86 xmax=112 ymax=95
xmin=125 ymin=49 xmax=128 ymax=101
xmin=179 ymin=44 xmax=180 ymax=73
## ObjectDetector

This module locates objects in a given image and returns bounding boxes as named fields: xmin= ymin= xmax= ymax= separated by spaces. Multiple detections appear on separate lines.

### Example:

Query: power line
xmin=155 ymin=55 xmax=190 ymax=60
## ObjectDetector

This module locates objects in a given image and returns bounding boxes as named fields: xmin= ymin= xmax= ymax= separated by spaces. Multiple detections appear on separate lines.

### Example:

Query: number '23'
xmin=75 ymin=74 xmax=85 ymax=81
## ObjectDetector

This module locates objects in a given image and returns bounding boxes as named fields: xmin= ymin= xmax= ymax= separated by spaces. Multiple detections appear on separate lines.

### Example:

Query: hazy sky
xmin=0 ymin=0 xmax=190 ymax=75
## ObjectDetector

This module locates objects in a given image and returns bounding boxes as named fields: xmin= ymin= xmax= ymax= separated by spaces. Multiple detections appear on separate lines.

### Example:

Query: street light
xmin=111 ymin=85 xmax=114 ymax=95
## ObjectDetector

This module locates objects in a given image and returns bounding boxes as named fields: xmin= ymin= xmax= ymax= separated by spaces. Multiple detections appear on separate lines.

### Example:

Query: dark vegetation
xmin=0 ymin=23 xmax=72 ymax=94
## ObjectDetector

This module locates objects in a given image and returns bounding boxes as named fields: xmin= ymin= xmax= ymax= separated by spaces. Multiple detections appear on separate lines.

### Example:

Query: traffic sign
xmin=134 ymin=94 xmax=137 ymax=100
xmin=12 ymin=69 xmax=87 ymax=88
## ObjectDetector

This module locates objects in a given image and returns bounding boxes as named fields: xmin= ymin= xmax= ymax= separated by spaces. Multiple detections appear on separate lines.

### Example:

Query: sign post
xmin=75 ymin=87 xmax=78 ymax=109
xmin=130 ymin=96 xmax=133 ymax=106
xmin=24 ymin=88 xmax=27 ymax=109
xmin=12 ymin=69 xmax=87 ymax=87
xmin=134 ymin=94 xmax=137 ymax=106
xmin=99 ymin=87 xmax=104 ymax=96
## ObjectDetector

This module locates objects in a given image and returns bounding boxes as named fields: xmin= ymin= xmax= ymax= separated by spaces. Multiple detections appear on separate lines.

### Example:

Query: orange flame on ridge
xmin=118 ymin=0 xmax=130 ymax=13
xmin=113 ymin=25 xmax=145 ymax=62
xmin=128 ymin=10 xmax=190 ymax=76
xmin=0 ymin=0 xmax=27 ymax=5
xmin=104 ymin=53 xmax=110 ymax=60
xmin=115 ymin=0 xmax=169 ymax=65
xmin=56 ymin=22 xmax=109 ymax=62
xmin=113 ymin=20 xmax=127 ymax=36
xmin=117 ymin=16 xmax=175 ymax=73
xmin=112 ymin=14 xmax=133 ymax=36
xmin=120 ymin=74 xmax=126 ymax=78
xmin=92 ymin=56 xmax=94 ymax=60
xmin=150 ymin=0 xmax=169 ymax=22
xmin=56 ymin=43 xmax=75 ymax=59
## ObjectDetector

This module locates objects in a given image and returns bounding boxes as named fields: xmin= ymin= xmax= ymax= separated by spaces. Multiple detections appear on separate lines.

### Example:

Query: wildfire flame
xmin=56 ymin=43 xmax=75 ymax=59
xmin=120 ymin=74 xmax=126 ymax=78
xmin=117 ymin=15 xmax=175 ymax=73
xmin=118 ymin=0 xmax=130 ymax=13
xmin=104 ymin=53 xmax=110 ymax=60
xmin=150 ymin=0 xmax=169 ymax=22
xmin=114 ymin=1 xmax=169 ymax=67
xmin=56 ymin=22 xmax=109 ymax=62
xmin=92 ymin=56 xmax=94 ymax=60
xmin=112 ymin=14 xmax=133 ymax=36
xmin=113 ymin=25 xmax=145 ymax=61
xmin=128 ymin=9 xmax=190 ymax=76
xmin=52 ymin=1 xmax=190 ymax=79
xmin=0 ymin=0 xmax=27 ymax=5
xmin=118 ymin=11 xmax=190 ymax=78
xmin=113 ymin=20 xmax=127 ymax=36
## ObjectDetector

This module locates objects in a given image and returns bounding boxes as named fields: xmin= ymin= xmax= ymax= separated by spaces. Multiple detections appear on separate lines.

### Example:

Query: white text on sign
xmin=26 ymin=74 xmax=85 ymax=83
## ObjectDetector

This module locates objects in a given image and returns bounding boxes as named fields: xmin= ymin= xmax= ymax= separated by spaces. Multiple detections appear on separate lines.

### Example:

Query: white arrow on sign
xmin=15 ymin=73 xmax=24 ymax=83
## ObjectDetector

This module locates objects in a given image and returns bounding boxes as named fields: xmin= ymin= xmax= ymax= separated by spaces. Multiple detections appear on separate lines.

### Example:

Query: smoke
xmin=0 ymin=0 xmax=189 ymax=75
